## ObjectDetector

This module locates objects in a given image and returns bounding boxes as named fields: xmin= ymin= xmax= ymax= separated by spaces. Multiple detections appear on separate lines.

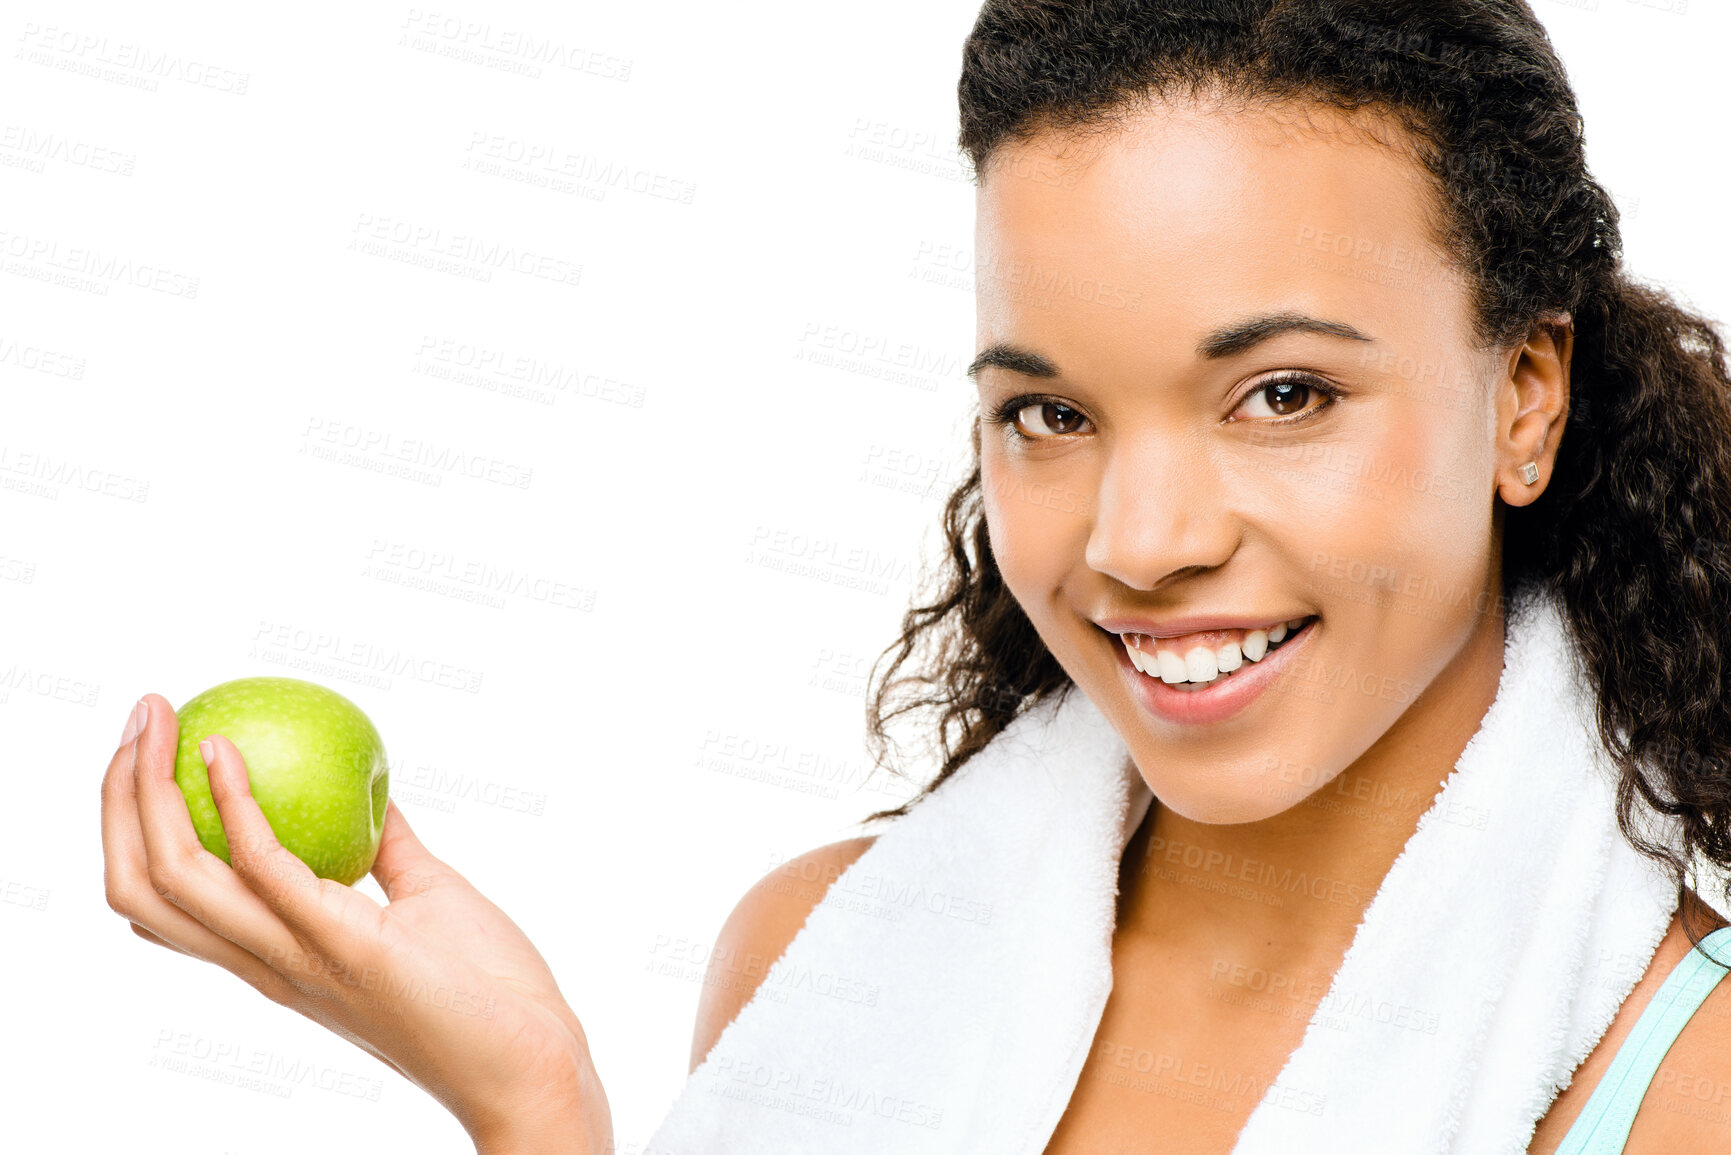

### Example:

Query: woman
xmin=99 ymin=1 xmax=1731 ymax=1151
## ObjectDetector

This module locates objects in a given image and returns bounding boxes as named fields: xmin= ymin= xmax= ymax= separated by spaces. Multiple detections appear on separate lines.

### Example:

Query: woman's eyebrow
xmin=967 ymin=312 xmax=1376 ymax=381
xmin=1198 ymin=312 xmax=1376 ymax=359
xmin=967 ymin=344 xmax=1059 ymax=380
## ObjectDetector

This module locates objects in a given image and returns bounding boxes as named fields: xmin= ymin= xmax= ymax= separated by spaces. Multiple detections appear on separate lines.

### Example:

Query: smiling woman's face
xmin=973 ymin=94 xmax=1538 ymax=824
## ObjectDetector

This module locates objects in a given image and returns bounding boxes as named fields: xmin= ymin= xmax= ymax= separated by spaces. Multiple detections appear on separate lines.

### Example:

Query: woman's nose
xmin=1083 ymin=438 xmax=1237 ymax=590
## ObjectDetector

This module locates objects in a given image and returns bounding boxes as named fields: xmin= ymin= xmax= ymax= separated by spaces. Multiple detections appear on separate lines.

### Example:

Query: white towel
xmin=644 ymin=583 xmax=1679 ymax=1153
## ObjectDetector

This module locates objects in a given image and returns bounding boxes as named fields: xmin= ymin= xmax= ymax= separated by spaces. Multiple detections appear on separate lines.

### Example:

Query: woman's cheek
xmin=983 ymin=455 xmax=1082 ymax=585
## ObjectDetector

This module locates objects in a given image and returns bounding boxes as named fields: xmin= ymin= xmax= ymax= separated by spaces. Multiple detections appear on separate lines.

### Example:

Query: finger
xmin=132 ymin=922 xmax=190 ymax=955
xmin=129 ymin=691 xmax=206 ymax=899
xmin=200 ymin=732 xmax=381 ymax=963
xmin=103 ymin=696 xmax=288 ymax=991
xmin=370 ymin=799 xmax=458 ymax=902
xmin=102 ymin=698 xmax=152 ymax=908
xmin=130 ymin=696 xmax=312 ymax=971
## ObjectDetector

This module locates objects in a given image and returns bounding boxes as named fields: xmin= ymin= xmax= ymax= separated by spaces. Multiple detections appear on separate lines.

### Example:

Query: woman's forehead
xmin=977 ymin=99 xmax=1444 ymax=275
xmin=972 ymin=98 xmax=1471 ymax=371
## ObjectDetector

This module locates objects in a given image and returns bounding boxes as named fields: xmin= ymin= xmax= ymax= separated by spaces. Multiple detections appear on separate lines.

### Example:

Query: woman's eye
xmin=1233 ymin=376 xmax=1338 ymax=423
xmin=1011 ymin=401 xmax=1088 ymax=438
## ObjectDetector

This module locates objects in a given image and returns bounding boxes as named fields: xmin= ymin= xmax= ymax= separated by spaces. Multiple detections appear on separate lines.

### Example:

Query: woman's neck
xmin=1114 ymin=605 xmax=1510 ymax=983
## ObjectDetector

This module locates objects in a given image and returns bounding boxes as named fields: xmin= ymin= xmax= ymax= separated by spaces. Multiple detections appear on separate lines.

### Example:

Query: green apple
xmin=173 ymin=676 xmax=389 ymax=886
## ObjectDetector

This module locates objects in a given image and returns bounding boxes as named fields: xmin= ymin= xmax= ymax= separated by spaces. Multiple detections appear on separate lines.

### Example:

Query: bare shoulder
xmin=1624 ymin=911 xmax=1731 ymax=1152
xmin=1530 ymin=894 xmax=1731 ymax=1155
xmin=687 ymin=835 xmax=879 ymax=1074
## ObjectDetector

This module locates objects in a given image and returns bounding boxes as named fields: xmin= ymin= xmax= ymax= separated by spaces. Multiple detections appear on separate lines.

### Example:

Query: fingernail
xmin=119 ymin=699 xmax=148 ymax=746
xmin=199 ymin=738 xmax=215 ymax=767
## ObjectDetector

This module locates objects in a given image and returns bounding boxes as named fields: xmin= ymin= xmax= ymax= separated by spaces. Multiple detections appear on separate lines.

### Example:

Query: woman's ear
xmin=1496 ymin=313 xmax=1573 ymax=508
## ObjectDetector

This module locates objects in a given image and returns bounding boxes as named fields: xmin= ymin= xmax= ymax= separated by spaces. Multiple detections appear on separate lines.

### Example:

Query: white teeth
xmin=1184 ymin=645 xmax=1218 ymax=682
xmin=1217 ymin=641 xmax=1242 ymax=672
xmin=1120 ymin=617 xmax=1311 ymax=686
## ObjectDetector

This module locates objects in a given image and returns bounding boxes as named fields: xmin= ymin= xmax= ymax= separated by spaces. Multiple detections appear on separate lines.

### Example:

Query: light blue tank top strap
xmin=1554 ymin=924 xmax=1731 ymax=1154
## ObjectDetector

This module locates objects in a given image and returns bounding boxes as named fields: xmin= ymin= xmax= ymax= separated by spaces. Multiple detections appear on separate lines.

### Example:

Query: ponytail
xmin=1507 ymin=273 xmax=1731 ymax=932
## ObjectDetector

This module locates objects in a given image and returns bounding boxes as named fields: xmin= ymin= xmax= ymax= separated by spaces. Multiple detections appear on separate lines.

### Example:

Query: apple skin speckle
xmin=172 ymin=676 xmax=389 ymax=886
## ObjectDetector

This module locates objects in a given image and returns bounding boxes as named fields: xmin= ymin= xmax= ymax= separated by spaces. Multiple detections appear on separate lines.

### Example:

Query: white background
xmin=2 ymin=0 xmax=1724 ymax=1150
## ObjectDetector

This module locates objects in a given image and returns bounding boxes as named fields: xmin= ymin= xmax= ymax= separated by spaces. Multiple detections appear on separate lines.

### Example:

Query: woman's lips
xmin=1104 ymin=615 xmax=1318 ymax=725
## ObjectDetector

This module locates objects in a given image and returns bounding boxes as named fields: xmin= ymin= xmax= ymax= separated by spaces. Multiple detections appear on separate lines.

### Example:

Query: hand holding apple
xmin=100 ymin=693 xmax=613 ymax=1153
xmin=173 ymin=676 xmax=388 ymax=886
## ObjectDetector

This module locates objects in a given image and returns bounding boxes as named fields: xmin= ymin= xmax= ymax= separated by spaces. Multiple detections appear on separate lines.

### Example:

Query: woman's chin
xmin=1139 ymin=775 xmax=1315 ymax=826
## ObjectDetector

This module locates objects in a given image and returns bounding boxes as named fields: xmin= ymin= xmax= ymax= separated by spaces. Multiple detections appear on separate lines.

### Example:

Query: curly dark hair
xmin=857 ymin=0 xmax=1731 ymax=942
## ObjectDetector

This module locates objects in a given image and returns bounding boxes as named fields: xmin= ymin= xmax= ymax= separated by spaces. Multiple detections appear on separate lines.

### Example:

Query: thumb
xmin=370 ymin=799 xmax=455 ymax=901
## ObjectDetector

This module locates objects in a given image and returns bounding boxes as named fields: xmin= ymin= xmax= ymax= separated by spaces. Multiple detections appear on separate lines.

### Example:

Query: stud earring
xmin=1518 ymin=462 xmax=1540 ymax=485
